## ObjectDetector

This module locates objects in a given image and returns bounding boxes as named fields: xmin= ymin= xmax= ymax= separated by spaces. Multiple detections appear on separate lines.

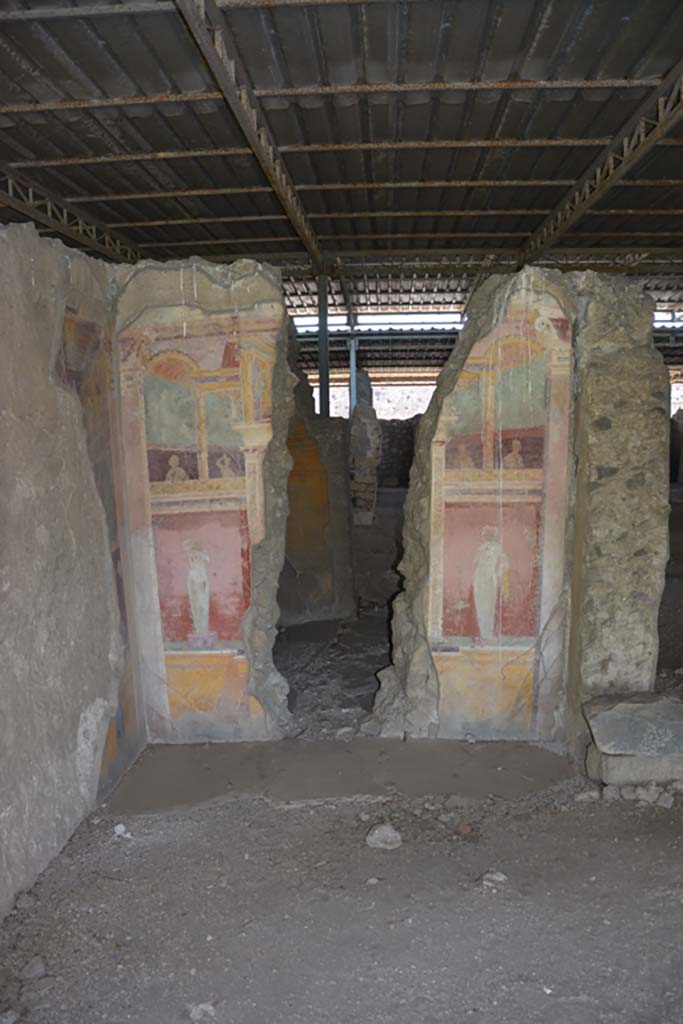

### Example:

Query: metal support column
xmin=317 ymin=273 xmax=330 ymax=417
xmin=348 ymin=335 xmax=358 ymax=414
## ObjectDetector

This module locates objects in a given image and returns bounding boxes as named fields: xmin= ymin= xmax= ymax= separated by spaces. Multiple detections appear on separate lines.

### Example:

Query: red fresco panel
xmin=442 ymin=501 xmax=540 ymax=639
xmin=152 ymin=509 xmax=250 ymax=645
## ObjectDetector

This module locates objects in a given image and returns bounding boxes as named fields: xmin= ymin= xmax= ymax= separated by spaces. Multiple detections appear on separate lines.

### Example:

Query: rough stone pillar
xmin=349 ymin=369 xmax=382 ymax=525
xmin=566 ymin=273 xmax=669 ymax=746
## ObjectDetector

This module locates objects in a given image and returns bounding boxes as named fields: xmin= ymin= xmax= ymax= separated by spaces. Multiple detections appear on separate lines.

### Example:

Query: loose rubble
xmin=273 ymin=613 xmax=387 ymax=739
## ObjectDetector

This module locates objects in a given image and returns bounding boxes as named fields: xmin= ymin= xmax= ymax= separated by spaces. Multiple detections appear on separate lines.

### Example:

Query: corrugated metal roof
xmin=1 ymin=0 xmax=683 ymax=331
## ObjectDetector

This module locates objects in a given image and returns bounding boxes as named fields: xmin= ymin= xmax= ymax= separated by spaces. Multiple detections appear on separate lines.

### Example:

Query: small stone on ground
xmin=365 ymin=822 xmax=403 ymax=850
xmin=480 ymin=870 xmax=509 ymax=889
xmin=19 ymin=957 xmax=46 ymax=982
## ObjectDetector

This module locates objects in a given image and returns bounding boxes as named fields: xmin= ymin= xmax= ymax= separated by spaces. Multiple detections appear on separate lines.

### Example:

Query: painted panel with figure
xmin=429 ymin=290 xmax=572 ymax=739
xmin=116 ymin=266 xmax=283 ymax=742
xmin=152 ymin=510 xmax=250 ymax=646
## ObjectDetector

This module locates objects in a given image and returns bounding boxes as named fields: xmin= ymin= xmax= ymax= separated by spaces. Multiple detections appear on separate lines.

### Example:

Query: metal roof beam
xmin=108 ymin=208 xmax=552 ymax=227
xmin=12 ymin=136 xmax=623 ymax=170
xmin=175 ymin=0 xmax=324 ymax=271
xmin=0 ymin=164 xmax=140 ymax=263
xmin=0 ymin=78 xmax=661 ymax=116
xmin=65 ymin=178 xmax=683 ymax=205
xmin=137 ymin=233 xmax=528 ymax=250
xmin=107 ymin=207 xmax=683 ymax=228
xmin=202 ymin=247 xmax=519 ymax=262
xmin=0 ymin=0 xmax=388 ymax=20
xmin=519 ymin=58 xmax=683 ymax=264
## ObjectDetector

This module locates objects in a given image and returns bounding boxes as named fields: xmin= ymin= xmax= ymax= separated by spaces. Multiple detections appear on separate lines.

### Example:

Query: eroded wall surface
xmin=0 ymin=225 xmax=123 ymax=917
xmin=375 ymin=268 xmax=668 ymax=747
xmin=349 ymin=370 xmax=382 ymax=526
xmin=60 ymin=254 xmax=145 ymax=796
xmin=567 ymin=273 xmax=670 ymax=743
xmin=114 ymin=258 xmax=292 ymax=742
xmin=278 ymin=362 xmax=355 ymax=626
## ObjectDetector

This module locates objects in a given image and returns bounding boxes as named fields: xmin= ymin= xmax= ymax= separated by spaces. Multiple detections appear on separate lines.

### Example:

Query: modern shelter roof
xmin=1 ymin=0 xmax=683 ymax=331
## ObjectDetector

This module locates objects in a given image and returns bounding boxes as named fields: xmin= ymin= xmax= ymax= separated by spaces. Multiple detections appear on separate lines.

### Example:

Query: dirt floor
xmin=2 ymin=742 xmax=683 ymax=1024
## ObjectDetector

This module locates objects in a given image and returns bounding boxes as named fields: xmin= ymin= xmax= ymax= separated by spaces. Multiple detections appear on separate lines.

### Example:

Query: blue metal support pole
xmin=317 ymin=273 xmax=330 ymax=416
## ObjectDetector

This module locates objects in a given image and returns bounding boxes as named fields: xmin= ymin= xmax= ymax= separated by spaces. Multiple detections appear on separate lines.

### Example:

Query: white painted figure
xmin=184 ymin=540 xmax=210 ymax=636
xmin=473 ymin=525 xmax=510 ymax=643
xmin=216 ymin=452 xmax=234 ymax=478
xmin=503 ymin=438 xmax=525 ymax=469
xmin=166 ymin=453 xmax=189 ymax=482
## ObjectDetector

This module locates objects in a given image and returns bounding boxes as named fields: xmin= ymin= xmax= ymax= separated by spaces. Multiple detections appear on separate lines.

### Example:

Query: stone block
xmin=585 ymin=743 xmax=683 ymax=785
xmin=583 ymin=693 xmax=683 ymax=756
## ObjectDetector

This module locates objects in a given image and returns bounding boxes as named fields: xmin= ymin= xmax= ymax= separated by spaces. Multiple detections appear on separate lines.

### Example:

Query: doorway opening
xmin=658 ymin=396 xmax=683 ymax=683
xmin=273 ymin=375 xmax=427 ymax=738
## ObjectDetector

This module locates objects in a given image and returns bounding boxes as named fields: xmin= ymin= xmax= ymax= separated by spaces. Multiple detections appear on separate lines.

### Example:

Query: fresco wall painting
xmin=428 ymin=295 xmax=572 ymax=740
xmin=118 ymin=300 xmax=279 ymax=741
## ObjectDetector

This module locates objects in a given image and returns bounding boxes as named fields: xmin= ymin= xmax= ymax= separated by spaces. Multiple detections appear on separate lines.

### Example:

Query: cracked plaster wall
xmin=0 ymin=225 xmax=123 ymax=919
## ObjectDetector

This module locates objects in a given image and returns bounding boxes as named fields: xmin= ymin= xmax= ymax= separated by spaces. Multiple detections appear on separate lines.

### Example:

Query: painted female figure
xmin=184 ymin=540 xmax=210 ymax=637
xmin=472 ymin=525 xmax=510 ymax=643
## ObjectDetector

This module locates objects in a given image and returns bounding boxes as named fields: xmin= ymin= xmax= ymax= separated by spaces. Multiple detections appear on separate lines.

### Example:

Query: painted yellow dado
xmin=435 ymin=647 xmax=535 ymax=737
xmin=165 ymin=651 xmax=262 ymax=722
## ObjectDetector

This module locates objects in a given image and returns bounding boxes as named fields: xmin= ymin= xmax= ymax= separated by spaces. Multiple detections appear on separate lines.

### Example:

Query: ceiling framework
xmin=519 ymin=57 xmax=683 ymax=263
xmin=296 ymin=328 xmax=683 ymax=375
xmin=0 ymin=77 xmax=664 ymax=116
xmin=0 ymin=163 xmax=140 ymax=262
xmin=2 ymin=0 xmax=683 ymax=369
xmin=175 ymin=0 xmax=324 ymax=268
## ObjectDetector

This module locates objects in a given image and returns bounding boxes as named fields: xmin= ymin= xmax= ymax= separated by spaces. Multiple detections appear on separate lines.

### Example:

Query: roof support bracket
xmin=0 ymin=164 xmax=140 ymax=262
xmin=519 ymin=58 xmax=683 ymax=265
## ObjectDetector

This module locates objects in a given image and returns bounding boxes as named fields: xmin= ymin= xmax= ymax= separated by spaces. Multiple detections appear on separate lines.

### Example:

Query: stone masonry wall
xmin=566 ymin=273 xmax=670 ymax=746
xmin=0 ymin=224 xmax=123 ymax=918
xmin=379 ymin=417 xmax=419 ymax=488
xmin=349 ymin=370 xmax=382 ymax=525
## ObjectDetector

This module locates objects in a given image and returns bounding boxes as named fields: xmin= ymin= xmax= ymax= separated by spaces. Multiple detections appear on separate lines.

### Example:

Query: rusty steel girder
xmin=175 ymin=0 xmax=324 ymax=271
xmin=0 ymin=164 xmax=140 ymax=263
xmin=519 ymin=57 xmax=683 ymax=264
